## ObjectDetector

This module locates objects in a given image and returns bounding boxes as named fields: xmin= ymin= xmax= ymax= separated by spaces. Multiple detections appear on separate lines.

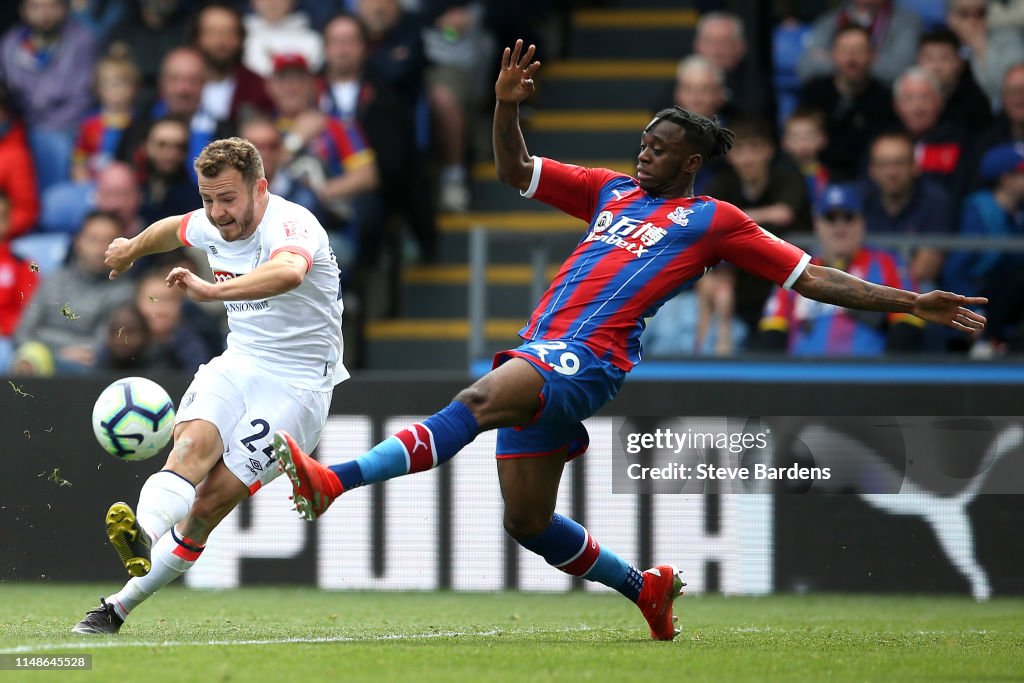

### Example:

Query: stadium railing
xmin=465 ymin=226 xmax=1024 ymax=366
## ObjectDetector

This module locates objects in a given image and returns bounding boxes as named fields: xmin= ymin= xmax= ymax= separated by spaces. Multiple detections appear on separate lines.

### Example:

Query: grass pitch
xmin=1 ymin=584 xmax=1021 ymax=682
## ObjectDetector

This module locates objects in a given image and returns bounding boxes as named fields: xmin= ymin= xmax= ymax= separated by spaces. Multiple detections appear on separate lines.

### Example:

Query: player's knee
xmin=503 ymin=510 xmax=551 ymax=542
xmin=454 ymin=385 xmax=488 ymax=413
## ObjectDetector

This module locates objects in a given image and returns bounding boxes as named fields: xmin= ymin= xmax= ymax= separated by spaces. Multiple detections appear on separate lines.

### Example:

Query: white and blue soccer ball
xmin=92 ymin=377 xmax=176 ymax=461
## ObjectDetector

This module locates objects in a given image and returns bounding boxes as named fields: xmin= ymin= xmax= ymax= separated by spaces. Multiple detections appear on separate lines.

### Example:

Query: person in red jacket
xmin=0 ymin=82 xmax=39 ymax=240
xmin=0 ymin=193 xmax=38 ymax=336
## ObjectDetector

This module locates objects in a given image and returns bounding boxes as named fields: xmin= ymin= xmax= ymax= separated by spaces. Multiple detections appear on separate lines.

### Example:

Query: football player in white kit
xmin=72 ymin=137 xmax=347 ymax=634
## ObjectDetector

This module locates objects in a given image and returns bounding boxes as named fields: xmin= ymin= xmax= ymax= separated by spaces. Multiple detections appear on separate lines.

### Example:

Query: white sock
xmin=106 ymin=528 xmax=205 ymax=620
xmin=135 ymin=471 xmax=195 ymax=542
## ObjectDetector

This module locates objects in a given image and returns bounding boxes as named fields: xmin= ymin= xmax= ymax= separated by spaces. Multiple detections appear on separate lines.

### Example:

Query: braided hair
xmin=646 ymin=106 xmax=735 ymax=164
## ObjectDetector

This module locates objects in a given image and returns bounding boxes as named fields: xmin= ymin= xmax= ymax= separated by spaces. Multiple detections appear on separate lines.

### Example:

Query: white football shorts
xmin=175 ymin=351 xmax=333 ymax=494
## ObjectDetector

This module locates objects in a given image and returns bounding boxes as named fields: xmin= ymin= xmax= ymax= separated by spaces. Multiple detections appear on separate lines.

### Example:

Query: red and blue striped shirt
xmin=521 ymin=157 xmax=810 ymax=371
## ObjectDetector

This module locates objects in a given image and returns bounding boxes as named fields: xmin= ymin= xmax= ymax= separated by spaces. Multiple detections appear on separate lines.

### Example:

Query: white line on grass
xmin=0 ymin=626 xmax=598 ymax=654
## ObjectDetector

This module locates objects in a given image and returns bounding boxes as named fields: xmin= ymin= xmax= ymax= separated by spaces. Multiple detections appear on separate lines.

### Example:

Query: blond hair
xmin=95 ymin=53 xmax=140 ymax=88
xmin=194 ymin=137 xmax=265 ymax=187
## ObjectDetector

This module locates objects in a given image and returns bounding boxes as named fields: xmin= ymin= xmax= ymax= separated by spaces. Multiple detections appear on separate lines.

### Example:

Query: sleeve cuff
xmin=270 ymin=246 xmax=313 ymax=273
xmin=178 ymin=212 xmax=193 ymax=247
xmin=520 ymin=156 xmax=542 ymax=198
xmin=782 ymin=252 xmax=811 ymax=290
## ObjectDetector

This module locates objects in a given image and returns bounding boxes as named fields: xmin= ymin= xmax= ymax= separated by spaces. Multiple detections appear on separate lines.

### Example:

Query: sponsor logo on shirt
xmin=225 ymin=300 xmax=271 ymax=313
xmin=213 ymin=270 xmax=241 ymax=283
xmin=584 ymin=212 xmax=668 ymax=257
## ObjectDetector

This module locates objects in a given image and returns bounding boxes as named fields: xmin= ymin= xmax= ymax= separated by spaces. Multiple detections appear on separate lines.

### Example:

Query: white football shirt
xmin=179 ymin=193 xmax=348 ymax=391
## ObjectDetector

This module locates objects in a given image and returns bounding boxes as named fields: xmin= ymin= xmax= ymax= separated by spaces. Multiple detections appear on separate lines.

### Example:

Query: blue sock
xmin=517 ymin=514 xmax=644 ymax=602
xmin=330 ymin=401 xmax=479 ymax=489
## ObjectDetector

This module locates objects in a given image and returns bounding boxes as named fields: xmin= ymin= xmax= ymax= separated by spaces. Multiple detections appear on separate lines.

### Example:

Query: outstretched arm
xmin=493 ymin=40 xmax=540 ymax=191
xmin=105 ymin=214 xmax=185 ymax=280
xmin=793 ymin=263 xmax=987 ymax=334
xmin=165 ymin=251 xmax=308 ymax=303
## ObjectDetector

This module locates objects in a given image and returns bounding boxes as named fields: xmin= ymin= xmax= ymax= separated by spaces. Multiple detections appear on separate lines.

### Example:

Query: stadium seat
xmin=896 ymin=0 xmax=947 ymax=28
xmin=27 ymin=128 xmax=73 ymax=193
xmin=773 ymin=22 xmax=811 ymax=126
xmin=39 ymin=181 xmax=95 ymax=234
xmin=9 ymin=232 xmax=72 ymax=274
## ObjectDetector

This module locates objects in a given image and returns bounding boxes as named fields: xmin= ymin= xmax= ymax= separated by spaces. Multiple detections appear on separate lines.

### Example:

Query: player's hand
xmin=290 ymin=110 xmax=326 ymax=145
xmin=105 ymin=237 xmax=136 ymax=280
xmin=166 ymin=266 xmax=216 ymax=302
xmin=913 ymin=291 xmax=987 ymax=333
xmin=495 ymin=39 xmax=540 ymax=104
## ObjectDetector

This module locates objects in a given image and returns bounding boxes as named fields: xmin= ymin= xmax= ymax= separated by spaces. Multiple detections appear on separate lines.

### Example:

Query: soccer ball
xmin=92 ymin=377 xmax=176 ymax=461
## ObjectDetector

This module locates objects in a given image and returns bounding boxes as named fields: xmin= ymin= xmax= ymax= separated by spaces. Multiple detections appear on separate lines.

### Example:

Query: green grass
xmin=1 ymin=585 xmax=1022 ymax=682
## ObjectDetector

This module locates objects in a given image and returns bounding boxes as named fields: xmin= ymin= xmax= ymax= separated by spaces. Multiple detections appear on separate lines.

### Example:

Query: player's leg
xmin=75 ymin=461 xmax=246 ymax=634
xmin=499 ymin=447 xmax=684 ymax=641
xmin=275 ymin=357 xmax=545 ymax=519
xmin=86 ymin=461 xmax=249 ymax=631
xmin=105 ymin=419 xmax=224 ymax=577
xmin=105 ymin=356 xmax=244 ymax=577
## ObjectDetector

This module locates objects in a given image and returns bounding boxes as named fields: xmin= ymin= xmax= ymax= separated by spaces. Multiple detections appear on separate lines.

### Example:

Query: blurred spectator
xmin=134 ymin=267 xmax=215 ymax=373
xmin=989 ymin=0 xmax=1024 ymax=30
xmin=0 ymin=81 xmax=39 ymax=239
xmin=421 ymin=1 xmax=490 ymax=212
xmin=917 ymin=27 xmax=992 ymax=130
xmin=70 ymin=0 xmax=126 ymax=44
xmin=266 ymin=53 xmax=378 ymax=264
xmin=0 ymin=193 xmax=38 ymax=337
xmin=357 ymin=0 xmax=439 ymax=263
xmin=757 ymin=183 xmax=923 ymax=355
xmin=781 ymin=106 xmax=830 ymax=207
xmin=95 ymin=301 xmax=164 ymax=371
xmin=357 ymin=0 xmax=428 ymax=110
xmin=12 ymin=210 xmax=133 ymax=373
xmin=893 ymin=66 xmax=970 ymax=199
xmin=708 ymin=114 xmax=811 ymax=334
xmin=673 ymin=54 xmax=730 ymax=121
xmin=243 ymin=0 xmax=324 ymax=78
xmin=0 ymin=0 xmax=97 ymax=131
xmin=239 ymin=115 xmax=319 ymax=213
xmin=692 ymin=11 xmax=772 ymax=119
xmin=321 ymin=12 xmax=431 ymax=265
xmin=798 ymin=0 xmax=921 ymax=85
xmin=798 ymin=25 xmax=898 ymax=179
xmin=944 ymin=143 xmax=1024 ymax=354
xmin=136 ymin=116 xmax=198 ymax=224
xmin=117 ymin=47 xmax=231 ymax=180
xmin=72 ymin=51 xmax=139 ymax=182
xmin=946 ymin=0 xmax=1024 ymax=103
xmin=862 ymin=131 xmax=951 ymax=288
xmin=191 ymin=2 xmax=274 ymax=129
xmin=673 ymin=55 xmax=731 ymax=195
xmin=108 ymin=0 xmax=189 ymax=105
xmin=972 ymin=64 xmax=1024 ymax=180
xmin=94 ymin=161 xmax=143 ymax=236
xmin=640 ymin=269 xmax=747 ymax=357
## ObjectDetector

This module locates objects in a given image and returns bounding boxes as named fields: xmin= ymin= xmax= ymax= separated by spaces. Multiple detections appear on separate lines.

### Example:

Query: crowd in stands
xmin=644 ymin=0 xmax=1024 ymax=360
xmin=2 ymin=0 xmax=1024 ymax=374
xmin=0 ymin=0 xmax=550 ymax=372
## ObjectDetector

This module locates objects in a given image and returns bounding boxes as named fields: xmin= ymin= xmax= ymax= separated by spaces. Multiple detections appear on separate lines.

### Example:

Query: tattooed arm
xmin=493 ymin=40 xmax=540 ymax=191
xmin=793 ymin=264 xmax=988 ymax=334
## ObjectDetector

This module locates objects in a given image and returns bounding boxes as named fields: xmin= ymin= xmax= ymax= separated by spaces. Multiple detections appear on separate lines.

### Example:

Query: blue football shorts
xmin=491 ymin=339 xmax=626 ymax=461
